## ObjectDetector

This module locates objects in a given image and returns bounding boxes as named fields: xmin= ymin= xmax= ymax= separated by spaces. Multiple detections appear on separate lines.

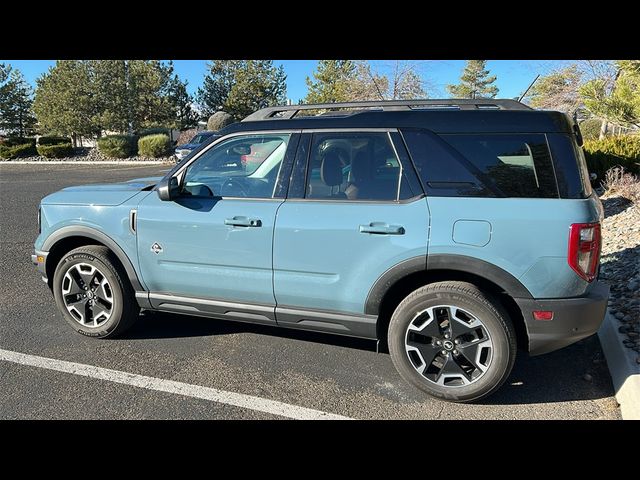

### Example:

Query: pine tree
xmin=305 ymin=60 xmax=357 ymax=103
xmin=33 ymin=61 xmax=98 ymax=145
xmin=0 ymin=64 xmax=37 ymax=136
xmin=196 ymin=61 xmax=245 ymax=118
xmin=447 ymin=60 xmax=498 ymax=99
xmin=197 ymin=60 xmax=287 ymax=120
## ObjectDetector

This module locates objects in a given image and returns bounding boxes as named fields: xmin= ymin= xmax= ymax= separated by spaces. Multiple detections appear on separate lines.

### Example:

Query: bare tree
xmin=347 ymin=61 xmax=427 ymax=101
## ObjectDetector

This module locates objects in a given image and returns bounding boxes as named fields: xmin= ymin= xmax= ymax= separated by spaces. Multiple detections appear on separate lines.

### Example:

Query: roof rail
xmin=242 ymin=99 xmax=531 ymax=121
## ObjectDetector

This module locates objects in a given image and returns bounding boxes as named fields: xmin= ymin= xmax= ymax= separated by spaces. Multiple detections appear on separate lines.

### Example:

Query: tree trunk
xmin=598 ymin=120 xmax=608 ymax=140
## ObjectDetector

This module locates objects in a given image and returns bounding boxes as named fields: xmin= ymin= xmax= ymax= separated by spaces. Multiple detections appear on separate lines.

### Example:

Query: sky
xmin=1 ymin=59 xmax=569 ymax=103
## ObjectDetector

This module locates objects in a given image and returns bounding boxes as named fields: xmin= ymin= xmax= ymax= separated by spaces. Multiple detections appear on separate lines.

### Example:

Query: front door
xmin=273 ymin=130 xmax=429 ymax=333
xmin=136 ymin=132 xmax=297 ymax=322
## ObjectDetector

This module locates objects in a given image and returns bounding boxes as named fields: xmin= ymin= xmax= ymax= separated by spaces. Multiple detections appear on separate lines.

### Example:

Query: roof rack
xmin=242 ymin=99 xmax=531 ymax=121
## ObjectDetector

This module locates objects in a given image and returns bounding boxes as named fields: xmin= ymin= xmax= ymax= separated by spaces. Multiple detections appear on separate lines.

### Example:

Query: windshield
xmin=191 ymin=133 xmax=212 ymax=145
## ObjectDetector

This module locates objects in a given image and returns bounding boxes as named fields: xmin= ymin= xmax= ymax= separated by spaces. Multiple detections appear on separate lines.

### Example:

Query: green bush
xmin=0 ymin=137 xmax=36 ymax=147
xmin=38 ymin=136 xmax=72 ymax=146
xmin=97 ymin=135 xmax=137 ymax=158
xmin=137 ymin=127 xmax=170 ymax=138
xmin=578 ymin=119 xmax=602 ymax=141
xmin=37 ymin=144 xmax=74 ymax=158
xmin=0 ymin=143 xmax=38 ymax=159
xmin=138 ymin=134 xmax=172 ymax=158
xmin=583 ymin=135 xmax=640 ymax=182
xmin=207 ymin=111 xmax=234 ymax=131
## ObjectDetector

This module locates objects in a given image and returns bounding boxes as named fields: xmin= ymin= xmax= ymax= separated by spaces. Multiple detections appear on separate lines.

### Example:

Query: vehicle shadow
xmin=601 ymin=195 xmax=633 ymax=217
xmin=124 ymin=311 xmax=616 ymax=405
xmin=480 ymin=335 xmax=615 ymax=405
xmin=123 ymin=310 xmax=378 ymax=352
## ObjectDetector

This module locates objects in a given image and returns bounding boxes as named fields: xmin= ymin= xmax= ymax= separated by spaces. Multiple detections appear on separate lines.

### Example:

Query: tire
xmin=388 ymin=281 xmax=516 ymax=403
xmin=52 ymin=245 xmax=139 ymax=338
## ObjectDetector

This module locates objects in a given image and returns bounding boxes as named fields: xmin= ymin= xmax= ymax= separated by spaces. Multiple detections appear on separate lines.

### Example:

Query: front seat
xmin=345 ymin=151 xmax=372 ymax=200
xmin=320 ymin=150 xmax=346 ymax=199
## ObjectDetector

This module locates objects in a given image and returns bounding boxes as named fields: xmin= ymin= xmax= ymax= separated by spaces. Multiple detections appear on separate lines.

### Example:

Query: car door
xmin=272 ymin=129 xmax=429 ymax=337
xmin=136 ymin=131 xmax=299 ymax=324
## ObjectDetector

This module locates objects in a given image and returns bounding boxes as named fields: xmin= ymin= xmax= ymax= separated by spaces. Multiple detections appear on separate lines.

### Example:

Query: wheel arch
xmin=368 ymin=255 xmax=531 ymax=350
xmin=43 ymin=226 xmax=143 ymax=291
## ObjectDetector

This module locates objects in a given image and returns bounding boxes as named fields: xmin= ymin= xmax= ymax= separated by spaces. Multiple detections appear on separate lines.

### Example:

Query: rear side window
xmin=402 ymin=130 xmax=559 ymax=198
xmin=545 ymin=133 xmax=591 ymax=198
xmin=304 ymin=132 xmax=402 ymax=201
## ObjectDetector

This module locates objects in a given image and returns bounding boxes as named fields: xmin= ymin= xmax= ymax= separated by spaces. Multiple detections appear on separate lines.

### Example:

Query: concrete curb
xmin=598 ymin=311 xmax=640 ymax=420
xmin=1 ymin=161 xmax=172 ymax=165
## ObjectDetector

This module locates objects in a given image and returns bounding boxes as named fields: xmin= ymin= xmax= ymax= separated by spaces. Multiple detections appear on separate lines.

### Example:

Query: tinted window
xmin=305 ymin=132 xmax=401 ymax=201
xmin=402 ymin=129 xmax=558 ymax=198
xmin=183 ymin=134 xmax=290 ymax=198
xmin=545 ymin=133 xmax=591 ymax=198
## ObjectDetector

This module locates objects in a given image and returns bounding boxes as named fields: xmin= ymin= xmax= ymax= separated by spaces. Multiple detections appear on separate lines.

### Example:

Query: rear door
xmin=272 ymin=129 xmax=429 ymax=336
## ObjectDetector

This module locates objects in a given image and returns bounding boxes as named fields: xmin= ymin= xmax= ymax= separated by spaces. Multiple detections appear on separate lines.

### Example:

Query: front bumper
xmin=516 ymin=281 xmax=610 ymax=356
xmin=31 ymin=251 xmax=49 ymax=284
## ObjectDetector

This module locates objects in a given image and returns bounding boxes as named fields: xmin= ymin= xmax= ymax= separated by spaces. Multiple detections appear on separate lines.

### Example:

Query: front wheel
xmin=52 ymin=245 xmax=139 ymax=338
xmin=388 ymin=281 xmax=516 ymax=403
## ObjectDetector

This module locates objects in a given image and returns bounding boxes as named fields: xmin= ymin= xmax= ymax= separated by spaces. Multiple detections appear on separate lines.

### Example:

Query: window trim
xmin=170 ymin=129 xmax=301 ymax=201
xmin=289 ymin=127 xmax=420 ymax=204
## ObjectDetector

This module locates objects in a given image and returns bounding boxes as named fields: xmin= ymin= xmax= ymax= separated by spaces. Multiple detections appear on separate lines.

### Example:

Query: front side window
xmin=305 ymin=132 xmax=402 ymax=201
xmin=182 ymin=133 xmax=290 ymax=198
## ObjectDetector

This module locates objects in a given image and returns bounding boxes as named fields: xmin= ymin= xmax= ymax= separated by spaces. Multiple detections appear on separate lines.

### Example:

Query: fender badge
xmin=151 ymin=242 xmax=163 ymax=255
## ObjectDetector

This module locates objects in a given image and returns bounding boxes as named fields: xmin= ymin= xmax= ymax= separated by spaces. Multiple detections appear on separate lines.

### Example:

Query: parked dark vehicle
xmin=33 ymin=99 xmax=608 ymax=403
xmin=174 ymin=131 xmax=219 ymax=161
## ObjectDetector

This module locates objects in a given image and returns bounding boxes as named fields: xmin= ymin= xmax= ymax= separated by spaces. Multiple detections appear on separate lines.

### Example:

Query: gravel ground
xmin=1 ymin=147 xmax=175 ymax=163
xmin=599 ymin=195 xmax=640 ymax=365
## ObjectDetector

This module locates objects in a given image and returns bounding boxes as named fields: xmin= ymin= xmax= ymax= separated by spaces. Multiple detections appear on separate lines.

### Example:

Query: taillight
xmin=568 ymin=223 xmax=601 ymax=282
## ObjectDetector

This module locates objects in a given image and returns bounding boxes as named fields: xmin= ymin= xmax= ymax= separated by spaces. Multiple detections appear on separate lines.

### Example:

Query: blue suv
xmin=32 ymin=99 xmax=609 ymax=402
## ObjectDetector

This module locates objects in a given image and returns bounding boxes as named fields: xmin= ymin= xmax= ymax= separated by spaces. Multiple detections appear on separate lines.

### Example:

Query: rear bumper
xmin=31 ymin=251 xmax=49 ymax=284
xmin=516 ymin=281 xmax=610 ymax=356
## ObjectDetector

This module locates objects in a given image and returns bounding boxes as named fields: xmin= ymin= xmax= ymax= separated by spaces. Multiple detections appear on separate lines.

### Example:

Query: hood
xmin=176 ymin=143 xmax=198 ymax=150
xmin=41 ymin=177 xmax=161 ymax=206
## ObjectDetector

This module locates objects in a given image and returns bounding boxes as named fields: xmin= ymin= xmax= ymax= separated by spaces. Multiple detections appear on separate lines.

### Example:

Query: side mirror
xmin=157 ymin=177 xmax=180 ymax=201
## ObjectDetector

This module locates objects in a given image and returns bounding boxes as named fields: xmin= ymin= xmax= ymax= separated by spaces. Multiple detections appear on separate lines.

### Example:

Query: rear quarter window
xmin=402 ymin=129 xmax=559 ymax=198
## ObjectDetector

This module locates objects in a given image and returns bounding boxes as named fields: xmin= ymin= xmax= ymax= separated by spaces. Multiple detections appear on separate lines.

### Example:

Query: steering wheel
xmin=220 ymin=177 xmax=250 ymax=197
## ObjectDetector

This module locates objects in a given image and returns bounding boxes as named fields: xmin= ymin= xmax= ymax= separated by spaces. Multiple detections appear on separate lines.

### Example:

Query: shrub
xmin=583 ymin=135 xmax=640 ymax=182
xmin=37 ymin=143 xmax=74 ymax=158
xmin=602 ymin=167 xmax=640 ymax=205
xmin=137 ymin=127 xmax=170 ymax=138
xmin=578 ymin=118 xmax=602 ymax=141
xmin=177 ymin=128 xmax=198 ymax=146
xmin=138 ymin=134 xmax=172 ymax=158
xmin=97 ymin=135 xmax=137 ymax=158
xmin=0 ymin=143 xmax=38 ymax=159
xmin=38 ymin=136 xmax=72 ymax=146
xmin=207 ymin=111 xmax=234 ymax=131
xmin=0 ymin=136 xmax=36 ymax=147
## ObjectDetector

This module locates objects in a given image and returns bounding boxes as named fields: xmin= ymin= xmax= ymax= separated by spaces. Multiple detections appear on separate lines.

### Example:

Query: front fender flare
xmin=42 ymin=225 xmax=144 ymax=291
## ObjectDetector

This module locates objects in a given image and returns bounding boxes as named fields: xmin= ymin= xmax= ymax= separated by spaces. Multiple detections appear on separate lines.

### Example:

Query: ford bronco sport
xmin=32 ymin=99 xmax=609 ymax=402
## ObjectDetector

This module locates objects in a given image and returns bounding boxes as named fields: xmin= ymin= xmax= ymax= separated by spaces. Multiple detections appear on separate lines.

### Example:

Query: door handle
xmin=359 ymin=222 xmax=405 ymax=235
xmin=225 ymin=216 xmax=262 ymax=227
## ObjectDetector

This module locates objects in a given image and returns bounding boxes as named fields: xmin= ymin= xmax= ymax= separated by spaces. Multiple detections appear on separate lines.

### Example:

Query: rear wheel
xmin=53 ymin=246 xmax=139 ymax=338
xmin=388 ymin=281 xmax=516 ymax=403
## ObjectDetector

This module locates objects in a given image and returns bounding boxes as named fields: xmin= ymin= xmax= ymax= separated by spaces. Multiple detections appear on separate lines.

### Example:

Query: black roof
xmin=218 ymin=100 xmax=573 ymax=136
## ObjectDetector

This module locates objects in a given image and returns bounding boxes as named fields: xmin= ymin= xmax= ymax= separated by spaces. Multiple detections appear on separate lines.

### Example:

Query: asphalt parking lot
xmin=0 ymin=163 xmax=621 ymax=419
